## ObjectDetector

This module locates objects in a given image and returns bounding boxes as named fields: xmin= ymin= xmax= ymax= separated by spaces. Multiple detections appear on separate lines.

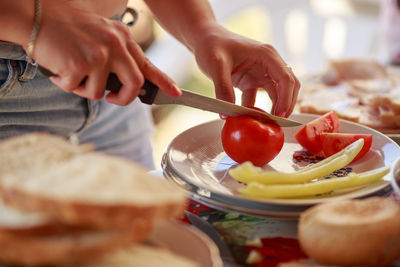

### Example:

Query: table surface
xmin=182 ymin=196 xmax=400 ymax=267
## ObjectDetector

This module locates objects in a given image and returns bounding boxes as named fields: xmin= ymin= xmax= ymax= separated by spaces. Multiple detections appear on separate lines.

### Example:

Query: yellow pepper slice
xmin=230 ymin=139 xmax=364 ymax=185
xmin=238 ymin=166 xmax=389 ymax=199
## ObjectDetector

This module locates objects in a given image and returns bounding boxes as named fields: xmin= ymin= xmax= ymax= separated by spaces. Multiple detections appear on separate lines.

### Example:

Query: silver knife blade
xmin=185 ymin=211 xmax=237 ymax=267
xmin=150 ymin=88 xmax=301 ymax=127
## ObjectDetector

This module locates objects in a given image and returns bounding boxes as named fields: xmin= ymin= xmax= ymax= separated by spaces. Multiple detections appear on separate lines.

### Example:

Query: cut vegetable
xmin=238 ymin=166 xmax=389 ymax=199
xmin=229 ymin=139 xmax=364 ymax=185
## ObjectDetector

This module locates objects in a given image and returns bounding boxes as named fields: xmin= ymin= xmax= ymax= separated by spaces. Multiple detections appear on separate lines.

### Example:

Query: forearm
xmin=0 ymin=0 xmax=34 ymax=47
xmin=144 ymin=0 xmax=219 ymax=52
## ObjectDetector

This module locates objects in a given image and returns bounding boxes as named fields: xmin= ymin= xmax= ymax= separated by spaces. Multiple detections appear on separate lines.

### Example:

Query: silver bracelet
xmin=26 ymin=0 xmax=41 ymax=63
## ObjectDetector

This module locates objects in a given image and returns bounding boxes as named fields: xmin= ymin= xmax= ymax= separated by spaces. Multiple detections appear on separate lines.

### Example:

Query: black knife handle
xmin=38 ymin=66 xmax=159 ymax=104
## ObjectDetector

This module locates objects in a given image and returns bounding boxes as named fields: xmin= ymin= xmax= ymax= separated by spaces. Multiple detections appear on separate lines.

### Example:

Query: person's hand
xmin=192 ymin=24 xmax=300 ymax=118
xmin=30 ymin=0 xmax=180 ymax=106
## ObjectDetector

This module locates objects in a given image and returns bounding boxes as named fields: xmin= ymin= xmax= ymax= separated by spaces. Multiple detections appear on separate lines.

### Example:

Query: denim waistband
xmin=0 ymin=42 xmax=27 ymax=61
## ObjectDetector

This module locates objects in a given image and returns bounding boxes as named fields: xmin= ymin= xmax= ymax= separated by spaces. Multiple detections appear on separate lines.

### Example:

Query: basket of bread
xmin=0 ymin=133 xmax=215 ymax=266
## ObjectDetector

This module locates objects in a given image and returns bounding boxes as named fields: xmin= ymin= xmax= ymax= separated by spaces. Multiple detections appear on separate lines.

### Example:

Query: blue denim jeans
xmin=0 ymin=41 xmax=155 ymax=169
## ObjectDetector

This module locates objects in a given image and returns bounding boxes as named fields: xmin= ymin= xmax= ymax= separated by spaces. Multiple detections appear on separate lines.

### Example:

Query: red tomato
xmin=221 ymin=110 xmax=284 ymax=167
xmin=320 ymin=132 xmax=373 ymax=162
xmin=294 ymin=111 xmax=339 ymax=154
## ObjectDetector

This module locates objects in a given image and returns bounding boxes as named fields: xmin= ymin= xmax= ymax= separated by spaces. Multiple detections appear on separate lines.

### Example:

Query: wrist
xmin=186 ymin=22 xmax=227 ymax=53
xmin=26 ymin=0 xmax=41 ymax=63
xmin=0 ymin=1 xmax=35 ymax=48
xmin=182 ymin=21 xmax=222 ymax=51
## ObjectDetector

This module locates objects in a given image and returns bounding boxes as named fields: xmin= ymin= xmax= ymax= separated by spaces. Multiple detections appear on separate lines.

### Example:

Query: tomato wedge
xmin=294 ymin=111 xmax=339 ymax=154
xmin=320 ymin=133 xmax=373 ymax=162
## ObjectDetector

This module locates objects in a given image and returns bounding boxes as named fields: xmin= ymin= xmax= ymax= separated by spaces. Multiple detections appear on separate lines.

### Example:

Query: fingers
xmin=49 ymin=69 xmax=88 ymax=94
xmin=209 ymin=55 xmax=235 ymax=104
xmin=260 ymin=46 xmax=300 ymax=117
xmin=72 ymin=68 xmax=108 ymax=100
xmin=105 ymin=46 xmax=145 ymax=105
xmin=57 ymin=23 xmax=178 ymax=106
xmin=241 ymin=88 xmax=257 ymax=107
xmin=129 ymin=42 xmax=181 ymax=97
xmin=287 ymin=72 xmax=301 ymax=116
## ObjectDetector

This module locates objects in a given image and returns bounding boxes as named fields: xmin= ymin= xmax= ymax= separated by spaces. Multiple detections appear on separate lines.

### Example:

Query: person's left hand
xmin=192 ymin=24 xmax=300 ymax=118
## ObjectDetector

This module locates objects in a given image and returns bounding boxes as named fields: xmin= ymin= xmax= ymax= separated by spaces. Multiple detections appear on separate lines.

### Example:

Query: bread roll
xmin=298 ymin=197 xmax=400 ymax=266
xmin=0 ymin=133 xmax=93 ymax=178
xmin=0 ymin=133 xmax=187 ymax=229
xmin=0 ymin=196 xmax=150 ymax=266
xmin=0 ymin=133 xmax=189 ymax=265
xmin=82 ymin=243 xmax=200 ymax=267
xmin=0 ymin=220 xmax=150 ymax=266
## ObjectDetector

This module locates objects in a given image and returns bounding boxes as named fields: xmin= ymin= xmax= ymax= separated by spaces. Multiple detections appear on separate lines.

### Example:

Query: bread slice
xmin=0 ymin=196 xmax=152 ymax=266
xmin=0 ymin=219 xmax=151 ymax=266
xmin=0 ymin=133 xmax=93 ymax=180
xmin=0 ymin=133 xmax=187 ymax=229
xmin=0 ymin=197 xmax=51 ymax=234
xmin=81 ymin=243 xmax=200 ymax=267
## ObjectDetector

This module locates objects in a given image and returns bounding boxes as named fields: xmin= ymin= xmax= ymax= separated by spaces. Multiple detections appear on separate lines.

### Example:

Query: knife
xmin=184 ymin=211 xmax=238 ymax=267
xmin=39 ymin=67 xmax=301 ymax=127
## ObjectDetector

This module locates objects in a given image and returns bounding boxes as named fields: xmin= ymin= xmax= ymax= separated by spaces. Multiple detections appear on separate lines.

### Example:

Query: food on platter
xmin=230 ymin=139 xmax=364 ymax=185
xmin=294 ymin=111 xmax=339 ymax=155
xmin=221 ymin=107 xmax=284 ymax=167
xmin=294 ymin=111 xmax=372 ymax=161
xmin=297 ymin=59 xmax=400 ymax=134
xmin=238 ymin=166 xmax=388 ymax=198
xmin=321 ymin=58 xmax=389 ymax=85
xmin=320 ymin=132 xmax=372 ymax=162
xmin=0 ymin=133 xmax=188 ymax=266
xmin=229 ymin=110 xmax=382 ymax=199
xmin=298 ymin=197 xmax=400 ymax=266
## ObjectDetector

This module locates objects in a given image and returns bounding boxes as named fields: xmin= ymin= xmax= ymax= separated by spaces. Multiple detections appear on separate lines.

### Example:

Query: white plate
xmin=163 ymin=114 xmax=400 ymax=218
xmin=391 ymin=157 xmax=400 ymax=197
xmin=146 ymin=221 xmax=223 ymax=267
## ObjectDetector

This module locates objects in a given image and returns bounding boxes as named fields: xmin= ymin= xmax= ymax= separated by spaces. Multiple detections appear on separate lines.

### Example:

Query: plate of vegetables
xmin=162 ymin=112 xmax=400 ymax=218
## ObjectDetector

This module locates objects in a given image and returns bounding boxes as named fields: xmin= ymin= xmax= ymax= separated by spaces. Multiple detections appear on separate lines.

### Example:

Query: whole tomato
xmin=221 ymin=109 xmax=284 ymax=167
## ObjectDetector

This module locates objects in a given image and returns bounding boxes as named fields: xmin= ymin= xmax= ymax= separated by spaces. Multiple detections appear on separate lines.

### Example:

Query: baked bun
xmin=81 ymin=243 xmax=200 ymax=267
xmin=0 ymin=224 xmax=149 ymax=266
xmin=278 ymin=260 xmax=327 ymax=267
xmin=298 ymin=197 xmax=400 ymax=266
xmin=0 ymin=198 xmax=150 ymax=266
xmin=0 ymin=133 xmax=189 ymax=266
xmin=0 ymin=133 xmax=187 ymax=228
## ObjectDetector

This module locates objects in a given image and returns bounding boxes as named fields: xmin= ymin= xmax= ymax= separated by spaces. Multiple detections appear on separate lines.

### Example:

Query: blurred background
xmin=126 ymin=0 xmax=388 ymax=169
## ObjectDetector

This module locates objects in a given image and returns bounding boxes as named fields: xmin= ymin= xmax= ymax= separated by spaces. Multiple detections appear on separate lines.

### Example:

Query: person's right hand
xmin=31 ymin=0 xmax=181 ymax=106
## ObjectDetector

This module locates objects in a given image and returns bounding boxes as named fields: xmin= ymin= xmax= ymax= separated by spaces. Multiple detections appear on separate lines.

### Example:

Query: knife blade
xmin=185 ymin=211 xmax=237 ymax=267
xmin=137 ymin=80 xmax=301 ymax=127
xmin=39 ymin=67 xmax=302 ymax=127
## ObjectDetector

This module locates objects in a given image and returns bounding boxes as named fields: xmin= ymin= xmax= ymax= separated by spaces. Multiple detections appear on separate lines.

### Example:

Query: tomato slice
xmin=294 ymin=111 xmax=339 ymax=154
xmin=320 ymin=132 xmax=373 ymax=162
